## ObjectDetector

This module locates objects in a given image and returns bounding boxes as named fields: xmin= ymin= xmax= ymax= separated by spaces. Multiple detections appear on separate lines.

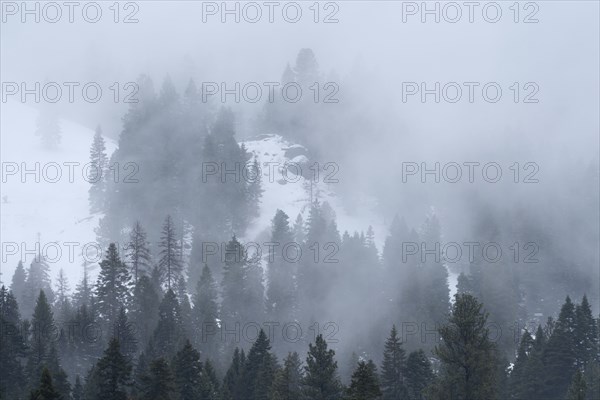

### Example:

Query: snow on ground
xmin=1 ymin=101 xmax=116 ymax=286
xmin=242 ymin=134 xmax=387 ymax=251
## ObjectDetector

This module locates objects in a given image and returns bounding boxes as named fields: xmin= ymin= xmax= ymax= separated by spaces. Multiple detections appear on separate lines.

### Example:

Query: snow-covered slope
xmin=242 ymin=134 xmax=387 ymax=250
xmin=1 ymin=101 xmax=116 ymax=285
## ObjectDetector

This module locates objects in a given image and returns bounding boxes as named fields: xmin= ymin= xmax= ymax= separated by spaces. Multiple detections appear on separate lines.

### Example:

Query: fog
xmin=1 ymin=1 xmax=599 ymax=397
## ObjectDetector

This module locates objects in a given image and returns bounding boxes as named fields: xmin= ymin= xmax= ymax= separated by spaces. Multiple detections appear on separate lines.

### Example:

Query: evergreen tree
xmin=303 ymin=334 xmax=343 ymax=400
xmin=519 ymin=325 xmax=546 ymax=398
xmin=141 ymin=358 xmax=176 ymax=400
xmin=29 ymin=367 xmax=62 ymax=400
xmin=10 ymin=260 xmax=27 ymax=307
xmin=53 ymin=269 xmax=71 ymax=322
xmin=113 ymin=307 xmax=138 ymax=361
xmin=172 ymin=340 xmax=203 ymax=400
xmin=543 ymin=296 xmax=578 ymax=399
xmin=130 ymin=275 xmax=161 ymax=352
xmin=151 ymin=289 xmax=184 ymax=359
xmin=95 ymin=243 xmax=131 ymax=332
xmin=266 ymin=210 xmax=297 ymax=325
xmin=126 ymin=221 xmax=152 ymax=284
xmin=0 ymin=286 xmax=26 ymax=399
xmin=23 ymin=257 xmax=54 ymax=318
xmin=271 ymin=351 xmax=303 ymax=400
xmin=73 ymin=263 xmax=93 ymax=309
xmin=158 ymin=215 xmax=183 ymax=291
xmin=380 ymin=325 xmax=408 ymax=400
xmin=430 ymin=293 xmax=498 ymax=400
xmin=567 ymin=369 xmax=587 ymax=400
xmin=222 ymin=348 xmax=246 ymax=400
xmin=243 ymin=329 xmax=278 ymax=400
xmin=509 ymin=329 xmax=533 ymax=399
xmin=405 ymin=350 xmax=434 ymax=400
xmin=88 ymin=125 xmax=109 ymax=213
xmin=27 ymin=290 xmax=56 ymax=381
xmin=46 ymin=346 xmax=71 ymax=400
xmin=346 ymin=360 xmax=382 ymax=400
xmin=201 ymin=358 xmax=220 ymax=400
xmin=89 ymin=338 xmax=131 ymax=400
xmin=192 ymin=264 xmax=219 ymax=358
xmin=575 ymin=295 xmax=598 ymax=368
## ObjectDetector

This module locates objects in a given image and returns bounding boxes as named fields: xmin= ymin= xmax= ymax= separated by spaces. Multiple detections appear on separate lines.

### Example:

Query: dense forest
xmin=2 ymin=48 xmax=599 ymax=399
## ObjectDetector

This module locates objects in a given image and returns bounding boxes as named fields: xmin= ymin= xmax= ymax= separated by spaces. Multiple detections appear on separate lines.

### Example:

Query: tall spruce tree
xmin=88 ymin=125 xmax=108 ymax=213
xmin=346 ymin=360 xmax=382 ymax=400
xmin=0 ymin=286 xmax=26 ymax=399
xmin=271 ymin=351 xmax=303 ymax=400
xmin=95 ymin=243 xmax=131 ymax=332
xmin=405 ymin=350 xmax=434 ymax=400
xmin=150 ymin=289 xmax=184 ymax=359
xmin=29 ymin=367 xmax=62 ymax=400
xmin=302 ymin=334 xmax=343 ymax=400
xmin=430 ymin=293 xmax=498 ymax=400
xmin=567 ymin=369 xmax=587 ymax=400
xmin=192 ymin=264 xmax=219 ymax=358
xmin=172 ymin=340 xmax=203 ymax=400
xmin=88 ymin=338 xmax=131 ymax=400
xmin=130 ymin=275 xmax=161 ymax=352
xmin=158 ymin=215 xmax=183 ymax=291
xmin=27 ymin=290 xmax=56 ymax=382
xmin=380 ymin=325 xmax=408 ymax=399
xmin=243 ymin=329 xmax=278 ymax=400
xmin=10 ymin=260 xmax=27 ymax=307
xmin=126 ymin=221 xmax=152 ymax=284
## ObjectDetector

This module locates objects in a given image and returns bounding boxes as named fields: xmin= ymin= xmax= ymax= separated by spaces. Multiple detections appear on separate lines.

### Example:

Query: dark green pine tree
xmin=158 ymin=215 xmax=184 ymax=291
xmin=88 ymin=124 xmax=108 ymax=213
xmin=130 ymin=275 xmax=161 ymax=352
xmin=10 ymin=260 xmax=27 ymax=308
xmin=23 ymin=257 xmax=54 ymax=319
xmin=566 ymin=369 xmax=587 ymax=400
xmin=509 ymin=329 xmax=534 ymax=399
xmin=430 ymin=293 xmax=498 ymax=400
xmin=200 ymin=358 xmax=220 ymax=400
xmin=0 ymin=286 xmax=27 ymax=399
xmin=404 ymin=350 xmax=434 ymax=400
xmin=302 ymin=334 xmax=343 ymax=400
xmin=266 ymin=210 xmax=297 ymax=324
xmin=90 ymin=338 xmax=131 ymax=400
xmin=575 ymin=295 xmax=598 ymax=368
xmin=172 ymin=340 xmax=203 ymax=400
xmin=243 ymin=329 xmax=278 ymax=400
xmin=380 ymin=325 xmax=408 ymax=399
xmin=95 ymin=243 xmax=131 ymax=332
xmin=346 ymin=360 xmax=382 ymax=400
xmin=246 ymin=157 xmax=264 ymax=220
xmin=113 ymin=307 xmax=138 ymax=361
xmin=151 ymin=289 xmax=184 ymax=359
xmin=140 ymin=358 xmax=176 ymax=400
xmin=27 ymin=290 xmax=55 ymax=382
xmin=192 ymin=264 xmax=219 ymax=358
xmin=270 ymin=351 xmax=303 ymax=400
xmin=46 ymin=346 xmax=71 ymax=400
xmin=126 ymin=221 xmax=152 ymax=284
xmin=72 ymin=375 xmax=83 ymax=400
xmin=543 ymin=296 xmax=578 ymax=399
xmin=221 ymin=236 xmax=247 ymax=326
xmin=222 ymin=348 xmax=246 ymax=400
xmin=29 ymin=367 xmax=62 ymax=400
xmin=519 ymin=325 xmax=546 ymax=398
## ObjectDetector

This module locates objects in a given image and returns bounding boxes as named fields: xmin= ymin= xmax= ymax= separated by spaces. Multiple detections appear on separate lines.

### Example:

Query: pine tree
xmin=430 ymin=293 xmax=498 ymax=400
xmin=303 ymin=334 xmax=343 ymax=400
xmin=221 ymin=235 xmax=247 ymax=326
xmin=23 ymin=257 xmax=54 ymax=319
xmin=380 ymin=325 xmax=408 ymax=399
xmin=89 ymin=338 xmax=131 ymax=400
xmin=567 ymin=369 xmax=587 ymax=400
xmin=243 ymin=329 xmax=278 ymax=400
xmin=29 ymin=367 xmax=62 ymax=400
xmin=519 ymin=325 xmax=546 ymax=398
xmin=158 ymin=215 xmax=183 ymax=291
xmin=405 ymin=350 xmax=434 ymax=400
xmin=54 ymin=269 xmax=71 ymax=322
xmin=346 ymin=360 xmax=382 ymax=400
xmin=88 ymin=125 xmax=108 ymax=213
xmin=130 ymin=275 xmax=160 ymax=352
xmin=246 ymin=157 xmax=264 ymax=219
xmin=266 ymin=210 xmax=297 ymax=325
xmin=172 ymin=340 xmax=203 ymax=400
xmin=0 ymin=286 xmax=26 ymax=399
xmin=201 ymin=358 xmax=220 ymax=400
xmin=95 ymin=243 xmax=131 ymax=332
xmin=27 ymin=290 xmax=56 ymax=381
xmin=543 ymin=296 xmax=578 ymax=399
xmin=73 ymin=263 xmax=93 ymax=309
xmin=46 ymin=346 xmax=71 ymax=400
xmin=509 ymin=330 xmax=534 ymax=399
xmin=151 ymin=289 xmax=184 ymax=359
xmin=10 ymin=260 xmax=27 ymax=307
xmin=271 ymin=351 xmax=303 ymax=400
xmin=141 ymin=358 xmax=176 ymax=400
xmin=192 ymin=264 xmax=219 ymax=357
xmin=113 ymin=307 xmax=137 ymax=361
xmin=575 ymin=295 xmax=598 ymax=368
xmin=126 ymin=221 xmax=152 ymax=284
